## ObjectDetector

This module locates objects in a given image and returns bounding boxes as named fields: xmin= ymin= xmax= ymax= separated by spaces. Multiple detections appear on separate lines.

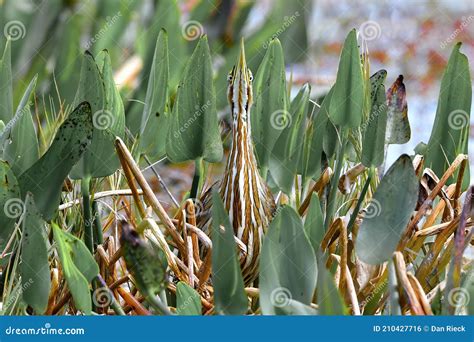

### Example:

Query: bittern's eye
xmin=248 ymin=71 xmax=253 ymax=81
xmin=227 ymin=74 xmax=233 ymax=82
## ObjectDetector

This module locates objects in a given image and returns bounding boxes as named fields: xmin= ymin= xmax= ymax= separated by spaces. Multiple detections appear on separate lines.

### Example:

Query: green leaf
xmin=166 ymin=36 xmax=222 ymax=163
xmin=176 ymin=281 xmax=202 ymax=315
xmin=70 ymin=51 xmax=125 ymax=179
xmin=329 ymin=29 xmax=364 ymax=128
xmin=356 ymin=154 xmax=418 ymax=264
xmin=52 ymin=224 xmax=99 ymax=314
xmin=304 ymin=193 xmax=324 ymax=255
xmin=317 ymin=255 xmax=347 ymax=315
xmin=361 ymin=70 xmax=387 ymax=167
xmin=424 ymin=43 xmax=471 ymax=189
xmin=18 ymin=102 xmax=93 ymax=220
xmin=300 ymin=86 xmax=336 ymax=181
xmin=270 ymin=84 xmax=310 ymax=193
xmin=0 ymin=161 xmax=21 ymax=250
xmin=260 ymin=206 xmax=317 ymax=315
xmin=4 ymin=75 xmax=39 ymax=176
xmin=211 ymin=191 xmax=247 ymax=315
xmin=251 ymin=38 xmax=288 ymax=172
xmin=385 ymin=75 xmax=410 ymax=145
xmin=0 ymin=38 xmax=12 ymax=123
xmin=138 ymin=29 xmax=170 ymax=160
xmin=20 ymin=193 xmax=50 ymax=314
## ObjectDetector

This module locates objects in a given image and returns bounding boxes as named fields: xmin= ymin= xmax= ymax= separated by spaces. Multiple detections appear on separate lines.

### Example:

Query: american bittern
xmin=197 ymin=39 xmax=276 ymax=284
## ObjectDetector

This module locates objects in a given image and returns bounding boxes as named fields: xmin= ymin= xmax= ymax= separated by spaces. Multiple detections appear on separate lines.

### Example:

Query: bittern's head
xmin=227 ymin=39 xmax=253 ymax=122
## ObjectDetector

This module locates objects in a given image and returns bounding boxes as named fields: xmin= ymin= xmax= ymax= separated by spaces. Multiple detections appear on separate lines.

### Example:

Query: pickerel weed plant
xmin=0 ymin=0 xmax=472 ymax=317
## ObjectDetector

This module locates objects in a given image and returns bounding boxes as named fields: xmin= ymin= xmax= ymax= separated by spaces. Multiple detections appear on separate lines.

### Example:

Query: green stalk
xmin=190 ymin=157 xmax=203 ymax=199
xmin=81 ymin=176 xmax=93 ymax=253
xmin=324 ymin=133 xmax=347 ymax=230
xmin=145 ymin=290 xmax=172 ymax=315
xmin=92 ymin=200 xmax=103 ymax=246
xmin=346 ymin=168 xmax=372 ymax=234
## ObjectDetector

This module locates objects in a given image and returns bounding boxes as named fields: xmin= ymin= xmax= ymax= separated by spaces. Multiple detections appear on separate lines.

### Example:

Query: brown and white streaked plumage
xmin=197 ymin=39 xmax=275 ymax=284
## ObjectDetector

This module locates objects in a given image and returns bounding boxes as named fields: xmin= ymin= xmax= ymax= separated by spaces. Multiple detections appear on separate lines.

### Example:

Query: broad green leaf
xmin=260 ymin=206 xmax=317 ymax=315
xmin=304 ymin=193 xmax=324 ymax=255
xmin=0 ymin=161 xmax=21 ymax=249
xmin=317 ymin=256 xmax=347 ymax=315
xmin=211 ymin=191 xmax=247 ymax=315
xmin=176 ymin=281 xmax=202 ymax=315
xmin=53 ymin=224 xmax=99 ymax=314
xmin=126 ymin=0 xmax=185 ymax=134
xmin=166 ymin=36 xmax=223 ymax=163
xmin=385 ymin=75 xmax=410 ymax=145
xmin=356 ymin=155 xmax=418 ymax=264
xmin=361 ymin=70 xmax=387 ymax=167
xmin=300 ymin=86 xmax=336 ymax=181
xmin=70 ymin=51 xmax=125 ymax=179
xmin=424 ymin=43 xmax=471 ymax=189
xmin=0 ymin=120 xmax=4 ymax=133
xmin=138 ymin=29 xmax=170 ymax=160
xmin=329 ymin=29 xmax=364 ymax=128
xmin=4 ymin=75 xmax=39 ymax=176
xmin=121 ymin=223 xmax=168 ymax=296
xmin=0 ymin=38 xmax=12 ymax=123
xmin=18 ymin=102 xmax=93 ymax=220
xmin=20 ymin=193 xmax=50 ymax=314
xmin=270 ymin=84 xmax=310 ymax=193
xmin=251 ymin=38 xmax=288 ymax=172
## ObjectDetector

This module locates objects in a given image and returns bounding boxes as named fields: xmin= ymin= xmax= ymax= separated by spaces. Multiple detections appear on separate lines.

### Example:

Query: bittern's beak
xmin=237 ymin=38 xmax=247 ymax=74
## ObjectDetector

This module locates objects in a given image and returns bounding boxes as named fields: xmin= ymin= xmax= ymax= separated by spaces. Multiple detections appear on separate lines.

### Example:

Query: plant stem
xmin=346 ymin=169 xmax=372 ymax=234
xmin=81 ymin=176 xmax=93 ymax=253
xmin=92 ymin=200 xmax=103 ymax=246
xmin=190 ymin=157 xmax=203 ymax=199
xmin=146 ymin=290 xmax=172 ymax=315
xmin=324 ymin=134 xmax=347 ymax=230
